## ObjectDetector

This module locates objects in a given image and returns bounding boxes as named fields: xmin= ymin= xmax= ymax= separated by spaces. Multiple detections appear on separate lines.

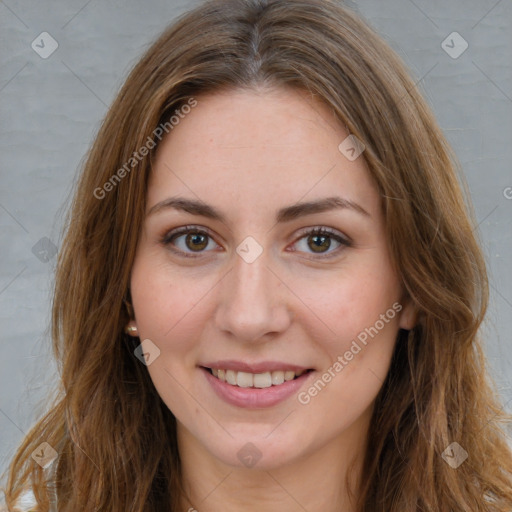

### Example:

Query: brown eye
xmin=161 ymin=225 xmax=350 ymax=260
xmin=161 ymin=226 xmax=218 ymax=258
xmin=308 ymin=232 xmax=332 ymax=253
xmin=291 ymin=227 xmax=351 ymax=258
xmin=183 ymin=232 xmax=209 ymax=251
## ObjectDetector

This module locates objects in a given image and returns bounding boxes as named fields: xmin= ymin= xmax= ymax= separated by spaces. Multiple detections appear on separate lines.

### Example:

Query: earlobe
xmin=123 ymin=294 xmax=139 ymax=336
xmin=398 ymin=298 xmax=418 ymax=330
xmin=124 ymin=320 xmax=139 ymax=337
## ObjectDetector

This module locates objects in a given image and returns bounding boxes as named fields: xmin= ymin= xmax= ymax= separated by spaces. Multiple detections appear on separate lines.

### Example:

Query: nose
xmin=213 ymin=249 xmax=292 ymax=344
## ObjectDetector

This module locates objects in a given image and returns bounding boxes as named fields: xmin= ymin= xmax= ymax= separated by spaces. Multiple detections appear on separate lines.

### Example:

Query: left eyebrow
xmin=275 ymin=196 xmax=370 ymax=222
xmin=146 ymin=195 xmax=371 ymax=222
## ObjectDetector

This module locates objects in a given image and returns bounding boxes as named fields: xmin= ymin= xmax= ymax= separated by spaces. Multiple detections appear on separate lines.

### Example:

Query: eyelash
xmin=160 ymin=225 xmax=352 ymax=260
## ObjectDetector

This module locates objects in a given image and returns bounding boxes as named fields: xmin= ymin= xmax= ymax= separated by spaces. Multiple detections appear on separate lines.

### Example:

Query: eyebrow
xmin=147 ymin=196 xmax=370 ymax=222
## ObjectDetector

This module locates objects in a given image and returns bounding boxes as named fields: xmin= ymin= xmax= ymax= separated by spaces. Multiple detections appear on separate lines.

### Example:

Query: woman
xmin=2 ymin=0 xmax=511 ymax=510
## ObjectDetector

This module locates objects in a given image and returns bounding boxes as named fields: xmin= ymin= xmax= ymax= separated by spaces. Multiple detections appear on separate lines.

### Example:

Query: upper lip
xmin=200 ymin=360 xmax=312 ymax=374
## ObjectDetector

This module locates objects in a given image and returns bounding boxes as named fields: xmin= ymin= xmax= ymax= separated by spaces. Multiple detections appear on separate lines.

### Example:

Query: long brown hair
xmin=2 ymin=0 xmax=511 ymax=510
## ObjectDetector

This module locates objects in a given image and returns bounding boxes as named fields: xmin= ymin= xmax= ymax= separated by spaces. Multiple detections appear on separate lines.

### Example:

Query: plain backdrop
xmin=1 ymin=0 xmax=511 ymax=479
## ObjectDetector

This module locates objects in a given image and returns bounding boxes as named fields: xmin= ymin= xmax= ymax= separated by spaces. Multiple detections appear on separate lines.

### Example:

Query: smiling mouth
xmin=203 ymin=367 xmax=314 ymax=388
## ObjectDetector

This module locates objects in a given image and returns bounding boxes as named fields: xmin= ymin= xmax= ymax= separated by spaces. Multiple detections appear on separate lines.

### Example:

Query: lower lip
xmin=202 ymin=367 xmax=313 ymax=409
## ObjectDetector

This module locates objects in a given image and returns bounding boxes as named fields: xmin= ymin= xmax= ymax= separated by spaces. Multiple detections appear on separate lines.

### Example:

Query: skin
xmin=128 ymin=87 xmax=417 ymax=512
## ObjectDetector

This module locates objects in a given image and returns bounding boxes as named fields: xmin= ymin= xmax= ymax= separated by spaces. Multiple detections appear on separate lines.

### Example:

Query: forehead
xmin=148 ymin=87 xmax=378 ymax=220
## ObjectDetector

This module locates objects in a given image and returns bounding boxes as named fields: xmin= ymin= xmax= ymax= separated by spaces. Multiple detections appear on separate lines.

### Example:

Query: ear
xmin=398 ymin=295 xmax=418 ymax=330
xmin=123 ymin=293 xmax=135 ymax=318
xmin=124 ymin=320 xmax=139 ymax=337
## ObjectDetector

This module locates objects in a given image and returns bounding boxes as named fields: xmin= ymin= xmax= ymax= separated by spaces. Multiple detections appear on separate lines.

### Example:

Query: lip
xmin=200 ymin=359 xmax=311 ymax=374
xmin=201 ymin=366 xmax=314 ymax=409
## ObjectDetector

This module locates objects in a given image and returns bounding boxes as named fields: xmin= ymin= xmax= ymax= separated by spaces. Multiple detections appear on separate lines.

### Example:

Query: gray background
xmin=1 ymin=0 xmax=511 ymax=481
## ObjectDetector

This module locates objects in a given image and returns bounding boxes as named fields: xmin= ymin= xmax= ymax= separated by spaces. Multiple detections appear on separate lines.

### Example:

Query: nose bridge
xmin=214 ymin=248 xmax=290 ymax=342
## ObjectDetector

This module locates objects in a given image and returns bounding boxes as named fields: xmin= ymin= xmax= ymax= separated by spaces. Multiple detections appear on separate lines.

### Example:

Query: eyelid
xmin=293 ymin=225 xmax=351 ymax=244
xmin=161 ymin=224 xmax=216 ymax=244
xmin=160 ymin=225 xmax=221 ymax=258
xmin=160 ymin=224 xmax=351 ymax=259
xmin=288 ymin=226 xmax=352 ymax=259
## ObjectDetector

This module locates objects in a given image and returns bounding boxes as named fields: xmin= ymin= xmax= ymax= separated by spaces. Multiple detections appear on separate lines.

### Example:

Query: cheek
xmin=130 ymin=257 xmax=204 ymax=413
xmin=297 ymin=265 xmax=401 ymax=352
xmin=297 ymin=280 xmax=401 ymax=422
xmin=130 ymin=255 xmax=202 ymax=351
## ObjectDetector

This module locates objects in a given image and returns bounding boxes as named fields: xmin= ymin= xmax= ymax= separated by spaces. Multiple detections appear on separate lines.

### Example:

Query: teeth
xmin=236 ymin=371 xmax=253 ymax=388
xmin=271 ymin=371 xmax=285 ymax=385
xmin=253 ymin=372 xmax=272 ymax=388
xmin=210 ymin=368 xmax=307 ymax=388
xmin=284 ymin=371 xmax=295 ymax=381
xmin=225 ymin=369 xmax=236 ymax=385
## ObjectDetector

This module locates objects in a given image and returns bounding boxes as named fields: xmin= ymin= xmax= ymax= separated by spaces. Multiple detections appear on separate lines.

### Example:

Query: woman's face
xmin=129 ymin=87 xmax=416 ymax=470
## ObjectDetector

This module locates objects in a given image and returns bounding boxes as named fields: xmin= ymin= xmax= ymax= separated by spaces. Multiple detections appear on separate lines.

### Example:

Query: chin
xmin=201 ymin=431 xmax=308 ymax=471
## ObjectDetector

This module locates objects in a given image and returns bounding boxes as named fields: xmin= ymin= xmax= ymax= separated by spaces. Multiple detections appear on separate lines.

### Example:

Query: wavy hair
xmin=2 ymin=0 xmax=512 ymax=510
